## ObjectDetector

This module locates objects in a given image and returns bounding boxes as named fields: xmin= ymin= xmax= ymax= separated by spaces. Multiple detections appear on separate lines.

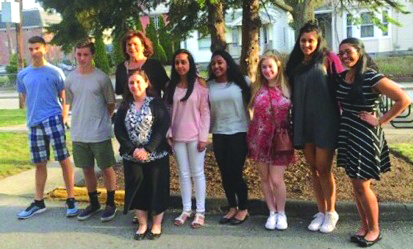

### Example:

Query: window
xmin=198 ymin=31 xmax=210 ymax=50
xmin=263 ymin=25 xmax=268 ymax=44
xmin=231 ymin=29 xmax=239 ymax=47
xmin=360 ymin=12 xmax=374 ymax=38
xmin=346 ymin=14 xmax=353 ymax=38
xmin=382 ymin=10 xmax=389 ymax=36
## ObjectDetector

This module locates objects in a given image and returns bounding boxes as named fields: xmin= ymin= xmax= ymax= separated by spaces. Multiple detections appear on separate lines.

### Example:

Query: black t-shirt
xmin=115 ymin=58 xmax=169 ymax=97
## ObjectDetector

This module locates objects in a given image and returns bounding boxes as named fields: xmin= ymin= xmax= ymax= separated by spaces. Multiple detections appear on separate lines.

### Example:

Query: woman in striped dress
xmin=336 ymin=38 xmax=411 ymax=247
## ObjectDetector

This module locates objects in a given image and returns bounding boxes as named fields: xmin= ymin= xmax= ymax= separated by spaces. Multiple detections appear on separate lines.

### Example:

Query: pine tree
xmin=158 ymin=15 xmax=173 ymax=64
xmin=112 ymin=33 xmax=125 ymax=66
xmin=94 ymin=34 xmax=111 ymax=74
xmin=146 ymin=17 xmax=167 ymax=64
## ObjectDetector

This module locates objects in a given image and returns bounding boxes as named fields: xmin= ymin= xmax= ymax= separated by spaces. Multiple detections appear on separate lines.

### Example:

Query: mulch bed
xmin=88 ymin=143 xmax=413 ymax=203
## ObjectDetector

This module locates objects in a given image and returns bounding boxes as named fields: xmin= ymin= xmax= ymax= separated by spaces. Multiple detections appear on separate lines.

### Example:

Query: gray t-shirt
xmin=208 ymin=78 xmax=250 ymax=134
xmin=65 ymin=68 xmax=115 ymax=143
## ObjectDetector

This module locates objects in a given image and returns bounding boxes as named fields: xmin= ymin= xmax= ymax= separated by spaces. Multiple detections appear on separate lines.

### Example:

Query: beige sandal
xmin=174 ymin=211 xmax=192 ymax=226
xmin=191 ymin=213 xmax=205 ymax=229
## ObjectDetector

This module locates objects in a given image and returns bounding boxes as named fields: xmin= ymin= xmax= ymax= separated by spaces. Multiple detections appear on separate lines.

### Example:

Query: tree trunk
xmin=291 ymin=0 xmax=316 ymax=36
xmin=240 ymin=0 xmax=260 ymax=83
xmin=207 ymin=0 xmax=227 ymax=51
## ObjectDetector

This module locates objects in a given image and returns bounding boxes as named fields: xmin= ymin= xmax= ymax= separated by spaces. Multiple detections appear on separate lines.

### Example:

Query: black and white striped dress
xmin=336 ymin=70 xmax=391 ymax=180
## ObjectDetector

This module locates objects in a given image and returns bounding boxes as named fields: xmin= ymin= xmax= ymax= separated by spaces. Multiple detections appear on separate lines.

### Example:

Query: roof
xmin=0 ymin=8 xmax=61 ymax=29
xmin=226 ymin=7 xmax=285 ymax=27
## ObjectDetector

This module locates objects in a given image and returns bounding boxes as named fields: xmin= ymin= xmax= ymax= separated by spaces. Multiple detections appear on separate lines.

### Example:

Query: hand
xmin=167 ymin=137 xmax=173 ymax=147
xmin=359 ymin=111 xmax=379 ymax=126
xmin=133 ymin=148 xmax=148 ymax=161
xmin=197 ymin=141 xmax=207 ymax=152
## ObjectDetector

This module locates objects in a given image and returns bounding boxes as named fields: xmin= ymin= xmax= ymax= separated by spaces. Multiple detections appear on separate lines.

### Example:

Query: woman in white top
xmin=207 ymin=49 xmax=251 ymax=225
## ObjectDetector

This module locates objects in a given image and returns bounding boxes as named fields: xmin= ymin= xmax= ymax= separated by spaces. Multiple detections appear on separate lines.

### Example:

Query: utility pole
xmin=16 ymin=0 xmax=24 ymax=108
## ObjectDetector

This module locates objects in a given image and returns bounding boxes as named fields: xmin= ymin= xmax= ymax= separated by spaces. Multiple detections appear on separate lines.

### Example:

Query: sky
xmin=22 ymin=0 xmax=41 ymax=9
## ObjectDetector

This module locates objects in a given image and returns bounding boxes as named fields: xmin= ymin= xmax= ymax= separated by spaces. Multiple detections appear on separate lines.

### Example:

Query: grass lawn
xmin=389 ymin=143 xmax=413 ymax=163
xmin=375 ymin=56 xmax=413 ymax=79
xmin=0 ymin=109 xmax=26 ymax=127
xmin=0 ymin=132 xmax=73 ymax=180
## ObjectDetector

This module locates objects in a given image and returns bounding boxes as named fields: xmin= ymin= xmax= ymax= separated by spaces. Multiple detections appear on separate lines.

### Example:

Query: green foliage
xmin=112 ymin=34 xmax=125 ymax=66
xmin=158 ymin=16 xmax=174 ymax=64
xmin=146 ymin=17 xmax=167 ymax=64
xmin=94 ymin=34 xmax=111 ymax=74
xmin=38 ymin=0 xmax=167 ymax=52
xmin=389 ymin=143 xmax=413 ymax=164
xmin=6 ymin=54 xmax=26 ymax=74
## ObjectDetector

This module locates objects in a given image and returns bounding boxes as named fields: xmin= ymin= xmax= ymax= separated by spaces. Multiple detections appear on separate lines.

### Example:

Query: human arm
xmin=143 ymin=98 xmax=170 ymax=153
xmin=197 ymin=78 xmax=210 ymax=152
xmin=60 ymin=90 xmax=70 ymax=125
xmin=114 ymin=104 xmax=137 ymax=156
xmin=360 ymin=78 xmax=411 ymax=126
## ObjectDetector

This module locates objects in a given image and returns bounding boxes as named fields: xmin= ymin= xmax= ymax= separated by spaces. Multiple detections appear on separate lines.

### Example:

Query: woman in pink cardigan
xmin=165 ymin=49 xmax=210 ymax=229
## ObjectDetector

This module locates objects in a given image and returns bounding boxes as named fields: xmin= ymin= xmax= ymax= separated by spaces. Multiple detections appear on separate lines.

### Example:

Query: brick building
xmin=0 ymin=8 xmax=66 ymax=65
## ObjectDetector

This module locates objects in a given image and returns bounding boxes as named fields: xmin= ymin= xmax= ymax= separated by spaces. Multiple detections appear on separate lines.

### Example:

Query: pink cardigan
xmin=168 ymin=80 xmax=210 ymax=142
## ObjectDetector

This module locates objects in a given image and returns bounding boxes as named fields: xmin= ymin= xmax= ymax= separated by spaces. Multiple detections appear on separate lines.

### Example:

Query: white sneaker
xmin=276 ymin=212 xmax=288 ymax=230
xmin=319 ymin=211 xmax=339 ymax=233
xmin=308 ymin=212 xmax=325 ymax=231
xmin=265 ymin=212 xmax=277 ymax=230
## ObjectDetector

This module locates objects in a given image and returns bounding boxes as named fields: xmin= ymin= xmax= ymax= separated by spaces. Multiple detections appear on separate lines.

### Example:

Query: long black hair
xmin=207 ymin=49 xmax=251 ymax=103
xmin=340 ymin=37 xmax=377 ymax=104
xmin=165 ymin=49 xmax=197 ymax=105
xmin=285 ymin=20 xmax=328 ymax=82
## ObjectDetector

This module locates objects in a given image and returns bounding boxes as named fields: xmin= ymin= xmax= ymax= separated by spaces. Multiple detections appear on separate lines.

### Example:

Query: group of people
xmin=16 ymin=20 xmax=411 ymax=247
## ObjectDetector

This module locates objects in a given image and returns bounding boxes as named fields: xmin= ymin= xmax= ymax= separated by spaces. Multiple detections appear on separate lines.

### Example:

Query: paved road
xmin=0 ymin=194 xmax=412 ymax=249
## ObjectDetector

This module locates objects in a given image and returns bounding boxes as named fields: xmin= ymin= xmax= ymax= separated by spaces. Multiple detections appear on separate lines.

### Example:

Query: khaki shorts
xmin=73 ymin=140 xmax=116 ymax=170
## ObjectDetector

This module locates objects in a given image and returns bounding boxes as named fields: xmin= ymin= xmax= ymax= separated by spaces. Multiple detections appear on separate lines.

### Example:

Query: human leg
xmin=187 ymin=141 xmax=206 ymax=213
xmin=173 ymin=142 xmax=193 ymax=225
xmin=226 ymin=133 xmax=248 ymax=223
xmin=135 ymin=209 xmax=148 ymax=239
xmin=270 ymin=165 xmax=288 ymax=230
xmin=256 ymin=162 xmax=276 ymax=229
xmin=213 ymin=134 xmax=238 ymax=221
xmin=352 ymin=179 xmax=380 ymax=241
xmin=314 ymin=147 xmax=338 ymax=233
xmin=303 ymin=144 xmax=326 ymax=231
xmin=173 ymin=142 xmax=193 ymax=212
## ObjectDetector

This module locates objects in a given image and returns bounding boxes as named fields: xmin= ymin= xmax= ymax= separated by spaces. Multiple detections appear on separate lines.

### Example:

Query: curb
xmin=48 ymin=187 xmax=413 ymax=220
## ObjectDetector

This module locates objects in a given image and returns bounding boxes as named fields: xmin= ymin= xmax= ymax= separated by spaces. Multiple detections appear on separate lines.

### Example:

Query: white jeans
xmin=173 ymin=141 xmax=206 ymax=213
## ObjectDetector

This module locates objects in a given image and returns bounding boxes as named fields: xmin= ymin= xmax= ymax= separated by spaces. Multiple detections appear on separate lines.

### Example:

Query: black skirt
xmin=123 ymin=156 xmax=170 ymax=214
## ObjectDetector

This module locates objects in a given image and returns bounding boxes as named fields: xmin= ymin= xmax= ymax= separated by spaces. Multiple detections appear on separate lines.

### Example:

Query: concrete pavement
xmin=0 ymin=194 xmax=413 ymax=249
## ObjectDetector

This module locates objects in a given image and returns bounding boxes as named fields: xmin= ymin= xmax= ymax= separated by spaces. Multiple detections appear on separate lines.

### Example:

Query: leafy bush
xmin=94 ymin=34 xmax=111 ymax=74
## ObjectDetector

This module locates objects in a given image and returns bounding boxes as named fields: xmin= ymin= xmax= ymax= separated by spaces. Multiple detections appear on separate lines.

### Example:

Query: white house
xmin=181 ymin=5 xmax=296 ymax=64
xmin=315 ymin=0 xmax=413 ymax=55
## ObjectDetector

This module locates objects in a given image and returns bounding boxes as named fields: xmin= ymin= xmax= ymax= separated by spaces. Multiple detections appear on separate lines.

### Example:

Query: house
xmin=0 ymin=8 xmax=65 ymax=65
xmin=180 ymin=5 xmax=296 ymax=64
xmin=315 ymin=0 xmax=413 ymax=55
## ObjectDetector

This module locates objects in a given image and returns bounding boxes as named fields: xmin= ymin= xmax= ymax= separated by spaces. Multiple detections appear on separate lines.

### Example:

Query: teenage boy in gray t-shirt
xmin=64 ymin=40 xmax=117 ymax=222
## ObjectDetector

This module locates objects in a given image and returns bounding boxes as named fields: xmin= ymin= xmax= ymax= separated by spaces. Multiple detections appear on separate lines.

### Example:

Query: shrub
xmin=94 ymin=34 xmax=111 ymax=74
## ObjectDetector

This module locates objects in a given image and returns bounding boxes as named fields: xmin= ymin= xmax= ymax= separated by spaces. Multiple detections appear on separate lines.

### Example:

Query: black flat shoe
xmin=230 ymin=214 xmax=249 ymax=225
xmin=134 ymin=231 xmax=146 ymax=241
xmin=219 ymin=216 xmax=233 ymax=224
xmin=350 ymin=234 xmax=365 ymax=243
xmin=147 ymin=231 xmax=162 ymax=240
xmin=357 ymin=233 xmax=382 ymax=247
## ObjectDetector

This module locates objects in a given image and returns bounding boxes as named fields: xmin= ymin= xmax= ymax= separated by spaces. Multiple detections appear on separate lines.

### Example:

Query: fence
xmin=380 ymin=86 xmax=413 ymax=128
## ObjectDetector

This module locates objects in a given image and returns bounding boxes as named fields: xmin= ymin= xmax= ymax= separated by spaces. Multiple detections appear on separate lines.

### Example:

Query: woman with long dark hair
xmin=207 ymin=49 xmax=251 ymax=225
xmin=285 ymin=20 xmax=344 ymax=233
xmin=114 ymin=70 xmax=170 ymax=240
xmin=336 ymin=38 xmax=410 ymax=247
xmin=165 ymin=49 xmax=210 ymax=228
xmin=115 ymin=30 xmax=169 ymax=97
